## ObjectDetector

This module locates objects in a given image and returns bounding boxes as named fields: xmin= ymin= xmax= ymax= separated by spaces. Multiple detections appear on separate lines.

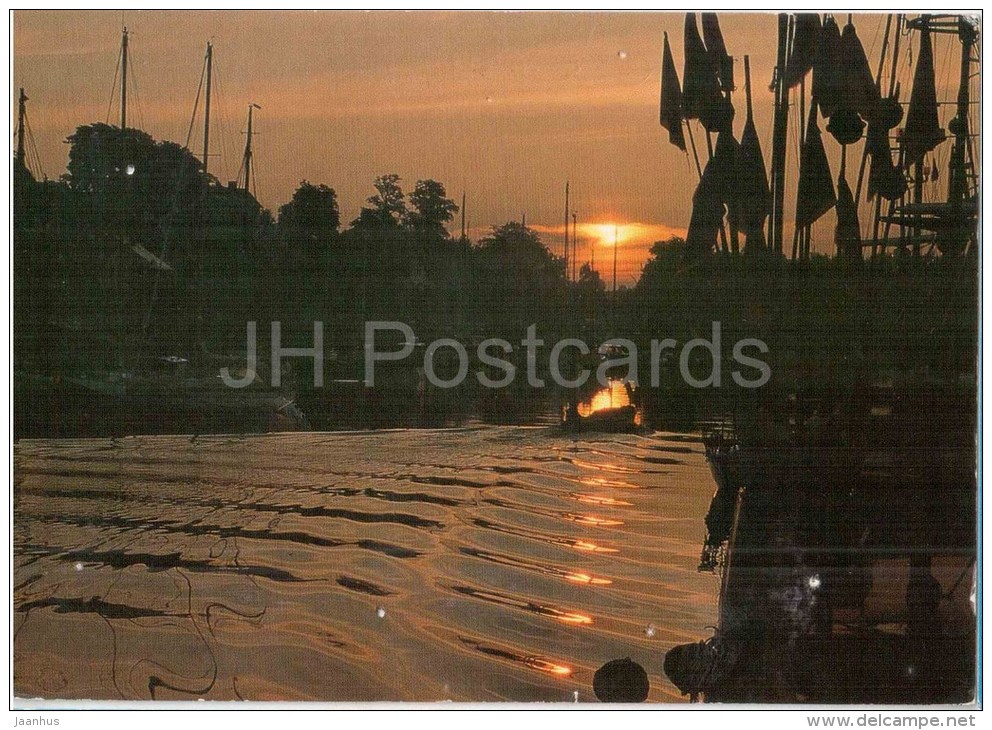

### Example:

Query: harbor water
xmin=14 ymin=427 xmax=719 ymax=702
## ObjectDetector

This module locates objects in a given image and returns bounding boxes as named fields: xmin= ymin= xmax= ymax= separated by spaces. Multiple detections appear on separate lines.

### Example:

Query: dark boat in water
xmin=562 ymin=403 xmax=638 ymax=434
xmin=661 ymin=12 xmax=978 ymax=703
xmin=667 ymin=380 xmax=978 ymax=703
xmin=14 ymin=359 xmax=311 ymax=439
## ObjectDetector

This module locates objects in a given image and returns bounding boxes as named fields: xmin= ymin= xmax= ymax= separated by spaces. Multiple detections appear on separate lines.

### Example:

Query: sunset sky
xmin=12 ymin=11 xmax=970 ymax=283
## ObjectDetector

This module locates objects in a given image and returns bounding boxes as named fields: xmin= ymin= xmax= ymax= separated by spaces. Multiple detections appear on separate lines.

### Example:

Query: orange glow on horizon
xmin=582 ymin=223 xmax=627 ymax=248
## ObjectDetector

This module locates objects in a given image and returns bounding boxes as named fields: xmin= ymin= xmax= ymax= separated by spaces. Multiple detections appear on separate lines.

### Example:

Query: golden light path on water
xmin=14 ymin=426 xmax=718 ymax=702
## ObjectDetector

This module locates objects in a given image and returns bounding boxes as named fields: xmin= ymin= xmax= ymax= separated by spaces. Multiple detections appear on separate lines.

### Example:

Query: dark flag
xmin=796 ymin=106 xmax=837 ymax=228
xmin=683 ymin=13 xmax=727 ymax=133
xmin=784 ymin=14 xmax=821 ymax=89
xmin=812 ymin=16 xmax=842 ymax=119
xmin=660 ymin=32 xmax=686 ymax=151
xmin=835 ymin=172 xmax=862 ymax=259
xmin=701 ymin=13 xmax=733 ymax=92
xmin=903 ymin=24 xmax=944 ymax=169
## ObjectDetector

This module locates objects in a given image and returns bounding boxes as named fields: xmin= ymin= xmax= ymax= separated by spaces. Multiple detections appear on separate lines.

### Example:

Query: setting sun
xmin=582 ymin=223 xmax=627 ymax=247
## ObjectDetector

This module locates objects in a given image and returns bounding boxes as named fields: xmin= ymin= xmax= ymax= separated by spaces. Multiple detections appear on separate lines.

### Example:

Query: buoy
xmin=593 ymin=657 xmax=649 ymax=702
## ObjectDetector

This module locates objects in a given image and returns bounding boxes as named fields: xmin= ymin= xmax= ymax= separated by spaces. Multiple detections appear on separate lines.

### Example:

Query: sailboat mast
xmin=871 ymin=14 xmax=904 ymax=259
xmin=612 ymin=226 xmax=618 ymax=294
xmin=572 ymin=212 xmax=578 ymax=280
xmin=242 ymin=104 xmax=259 ymax=193
xmin=120 ymin=27 xmax=128 ymax=129
xmin=16 ymin=88 xmax=27 ymax=166
xmin=202 ymin=42 xmax=213 ymax=176
xmin=611 ymin=225 xmax=619 ymax=331
xmin=460 ymin=191 xmax=466 ymax=240
xmin=590 ymin=219 xmax=595 ymax=271
xmin=769 ymin=14 xmax=790 ymax=254
xmin=855 ymin=13 xmax=893 ymax=207
xmin=563 ymin=181 xmax=570 ymax=280
xmin=948 ymin=18 xmax=977 ymax=214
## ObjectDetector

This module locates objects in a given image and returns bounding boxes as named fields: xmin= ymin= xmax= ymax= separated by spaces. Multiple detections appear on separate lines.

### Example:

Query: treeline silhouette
xmin=13 ymin=123 xmax=609 ymax=381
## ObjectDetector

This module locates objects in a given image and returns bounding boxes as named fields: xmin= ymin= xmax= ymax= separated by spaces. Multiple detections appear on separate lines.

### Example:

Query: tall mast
xmin=769 ymin=14 xmax=790 ymax=254
xmin=612 ymin=225 xmax=618 ymax=294
xmin=120 ymin=27 xmax=128 ymax=129
xmin=563 ymin=181 xmax=570 ymax=280
xmin=242 ymin=103 xmax=260 ymax=193
xmin=15 ymin=88 xmax=27 ymax=167
xmin=871 ymin=14 xmax=903 ymax=259
xmin=572 ymin=211 xmax=578 ymax=279
xmin=948 ymin=17 xmax=977 ymax=214
xmin=611 ymin=225 xmax=619 ymax=331
xmin=590 ymin=223 xmax=595 ymax=271
xmin=460 ymin=191 xmax=466 ymax=240
xmin=854 ymin=13 xmax=893 ymax=207
xmin=202 ymin=42 xmax=213 ymax=176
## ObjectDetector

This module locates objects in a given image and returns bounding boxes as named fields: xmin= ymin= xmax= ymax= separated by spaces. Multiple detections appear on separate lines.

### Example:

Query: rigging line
xmin=21 ymin=118 xmax=36 ymax=177
xmin=250 ymin=128 xmax=262 ymax=203
xmin=25 ymin=116 xmax=45 ymax=178
xmin=929 ymin=34 xmax=955 ymax=200
xmin=211 ymin=58 xmax=234 ymax=184
xmin=185 ymin=57 xmax=207 ymax=150
xmin=866 ymin=13 xmax=884 ymax=62
xmin=217 ymin=64 xmax=234 ymax=184
xmin=126 ymin=45 xmax=146 ymax=132
xmin=106 ymin=46 xmax=122 ymax=125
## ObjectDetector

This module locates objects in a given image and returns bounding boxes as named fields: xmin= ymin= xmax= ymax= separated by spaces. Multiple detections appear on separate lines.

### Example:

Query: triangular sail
xmin=812 ymin=16 xmax=843 ymax=119
xmin=784 ymin=14 xmax=821 ymax=89
xmin=903 ymin=24 xmax=944 ymax=169
xmin=685 ymin=159 xmax=726 ymax=257
xmin=737 ymin=116 xmax=770 ymax=247
xmin=685 ymin=125 xmax=738 ymax=257
xmin=839 ymin=21 xmax=880 ymax=121
xmin=834 ymin=172 xmax=862 ymax=259
xmin=795 ymin=106 xmax=837 ymax=228
xmin=659 ymin=32 xmax=686 ymax=151
xmin=713 ymin=127 xmax=740 ymax=232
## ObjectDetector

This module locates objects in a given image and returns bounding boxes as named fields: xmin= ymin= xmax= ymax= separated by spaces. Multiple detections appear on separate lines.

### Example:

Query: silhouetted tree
xmin=63 ymin=123 xmax=203 ymax=230
xmin=474 ymin=222 xmax=566 ymax=336
xmin=405 ymin=179 xmax=458 ymax=237
xmin=352 ymin=174 xmax=407 ymax=231
xmin=578 ymin=261 xmax=605 ymax=290
xmin=278 ymin=181 xmax=340 ymax=241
